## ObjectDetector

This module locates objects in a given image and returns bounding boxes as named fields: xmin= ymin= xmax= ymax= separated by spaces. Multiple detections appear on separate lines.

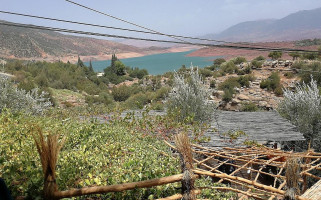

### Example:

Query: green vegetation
xmin=213 ymin=58 xmax=226 ymax=65
xmin=0 ymin=105 xmax=236 ymax=199
xmin=210 ymin=80 xmax=216 ymax=88
xmin=0 ymin=76 xmax=51 ymax=114
xmin=278 ymin=78 xmax=321 ymax=152
xmin=237 ymin=65 xmax=252 ymax=75
xmin=240 ymin=102 xmax=259 ymax=112
xmin=3 ymin=57 xmax=160 ymax=110
xmin=199 ymin=68 xmax=213 ymax=77
xmin=284 ymin=72 xmax=295 ymax=79
xmin=111 ymin=85 xmax=132 ymax=102
xmin=253 ymin=55 xmax=265 ymax=61
xmin=232 ymin=56 xmax=247 ymax=65
xmin=251 ymin=60 xmax=263 ymax=68
xmin=86 ymin=92 xmax=114 ymax=106
xmin=298 ymin=61 xmax=321 ymax=85
xmin=219 ymin=75 xmax=255 ymax=102
xmin=128 ymin=67 xmax=148 ymax=79
xmin=167 ymin=67 xmax=216 ymax=123
xmin=289 ymin=52 xmax=300 ymax=60
xmin=268 ymin=51 xmax=282 ymax=60
xmin=295 ymin=38 xmax=321 ymax=47
xmin=302 ymin=52 xmax=319 ymax=60
xmin=219 ymin=74 xmax=255 ymax=89
xmin=222 ymin=89 xmax=233 ymax=102
xmin=260 ymin=72 xmax=282 ymax=95
xmin=0 ymin=110 xmax=182 ymax=199
xmin=5 ymin=59 xmax=102 ymax=96
xmin=219 ymin=61 xmax=238 ymax=74
xmin=104 ymin=54 xmax=148 ymax=84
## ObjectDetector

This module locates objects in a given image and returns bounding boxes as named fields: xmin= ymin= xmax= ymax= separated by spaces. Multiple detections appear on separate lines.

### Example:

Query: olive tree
xmin=167 ymin=67 xmax=216 ymax=122
xmin=278 ymin=77 xmax=321 ymax=151
xmin=0 ymin=76 xmax=52 ymax=114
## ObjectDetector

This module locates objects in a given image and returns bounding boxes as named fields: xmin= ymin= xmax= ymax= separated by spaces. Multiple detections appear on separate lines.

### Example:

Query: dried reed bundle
xmin=32 ymin=126 xmax=65 ymax=200
xmin=175 ymin=133 xmax=195 ymax=200
xmin=284 ymin=157 xmax=301 ymax=200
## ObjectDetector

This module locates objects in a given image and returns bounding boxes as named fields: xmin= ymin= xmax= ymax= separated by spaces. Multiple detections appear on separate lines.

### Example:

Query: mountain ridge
xmin=205 ymin=7 xmax=321 ymax=42
xmin=0 ymin=21 xmax=175 ymax=62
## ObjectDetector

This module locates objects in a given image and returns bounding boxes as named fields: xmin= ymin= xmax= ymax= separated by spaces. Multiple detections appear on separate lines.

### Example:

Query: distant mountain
xmin=205 ymin=7 xmax=321 ymax=42
xmin=0 ymin=21 xmax=147 ymax=59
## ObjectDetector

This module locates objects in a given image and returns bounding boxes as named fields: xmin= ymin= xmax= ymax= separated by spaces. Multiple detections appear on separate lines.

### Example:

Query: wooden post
xmin=175 ymin=133 xmax=196 ymax=200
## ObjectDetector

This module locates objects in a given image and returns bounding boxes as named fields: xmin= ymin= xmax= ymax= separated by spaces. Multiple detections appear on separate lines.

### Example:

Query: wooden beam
xmin=193 ymin=169 xmax=310 ymax=200
xmin=54 ymin=174 xmax=185 ymax=199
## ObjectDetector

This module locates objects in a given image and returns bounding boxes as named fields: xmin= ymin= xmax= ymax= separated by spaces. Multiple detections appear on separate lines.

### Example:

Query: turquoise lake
xmin=86 ymin=50 xmax=220 ymax=75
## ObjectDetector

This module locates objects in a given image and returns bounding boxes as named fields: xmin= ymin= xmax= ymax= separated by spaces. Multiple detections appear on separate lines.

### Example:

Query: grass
xmin=50 ymin=88 xmax=86 ymax=106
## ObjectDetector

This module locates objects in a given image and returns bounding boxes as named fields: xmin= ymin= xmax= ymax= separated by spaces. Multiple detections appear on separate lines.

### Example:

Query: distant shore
xmin=1 ymin=46 xmax=199 ymax=64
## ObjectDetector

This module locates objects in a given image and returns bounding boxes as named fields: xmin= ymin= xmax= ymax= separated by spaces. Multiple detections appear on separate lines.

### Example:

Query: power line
xmin=0 ymin=10 xmax=236 ymax=44
xmin=65 ymin=0 xmax=191 ymax=44
xmin=0 ymin=21 xmax=318 ymax=54
xmin=65 ymin=1 xmax=319 ymax=50
xmin=0 ymin=10 xmax=307 ymax=50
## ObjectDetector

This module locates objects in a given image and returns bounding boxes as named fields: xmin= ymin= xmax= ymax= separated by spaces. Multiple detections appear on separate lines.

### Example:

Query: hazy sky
xmin=1 ymin=0 xmax=321 ymax=40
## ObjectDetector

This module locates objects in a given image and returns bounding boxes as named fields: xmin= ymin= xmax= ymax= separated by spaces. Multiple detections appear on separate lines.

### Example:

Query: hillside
xmin=0 ymin=21 xmax=173 ymax=62
xmin=187 ymin=41 xmax=319 ymax=60
xmin=205 ymin=7 xmax=321 ymax=42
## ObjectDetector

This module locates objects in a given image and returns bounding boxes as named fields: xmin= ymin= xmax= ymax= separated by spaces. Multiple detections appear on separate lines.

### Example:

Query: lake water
xmin=86 ymin=50 xmax=220 ymax=75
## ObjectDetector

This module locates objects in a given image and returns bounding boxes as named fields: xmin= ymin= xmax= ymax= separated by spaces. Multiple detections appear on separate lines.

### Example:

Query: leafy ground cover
xmin=0 ymin=110 xmax=234 ymax=199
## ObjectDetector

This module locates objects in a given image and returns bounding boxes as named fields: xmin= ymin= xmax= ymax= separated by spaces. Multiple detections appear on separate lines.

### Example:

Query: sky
xmin=1 ymin=0 xmax=321 ymax=41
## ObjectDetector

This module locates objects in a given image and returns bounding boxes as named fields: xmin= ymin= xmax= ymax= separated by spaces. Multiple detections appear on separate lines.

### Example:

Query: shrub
xmin=260 ymin=72 xmax=281 ymax=91
xmin=210 ymin=80 xmax=216 ymax=88
xmin=299 ymin=62 xmax=321 ymax=85
xmin=291 ymin=61 xmax=305 ymax=70
xmin=125 ymin=92 xmax=150 ymax=109
xmin=213 ymin=58 xmax=226 ymax=65
xmin=254 ymin=56 xmax=265 ymax=61
xmin=218 ymin=77 xmax=240 ymax=91
xmin=112 ymin=85 xmax=132 ymax=101
xmin=220 ymin=61 xmax=238 ymax=74
xmin=222 ymin=88 xmax=233 ymax=102
xmin=274 ymin=85 xmax=283 ymax=96
xmin=278 ymin=78 xmax=321 ymax=151
xmin=129 ymin=67 xmax=148 ymax=79
xmin=167 ymin=67 xmax=215 ymax=122
xmin=86 ymin=92 xmax=114 ymax=106
xmin=219 ymin=75 xmax=254 ymax=91
xmin=284 ymin=72 xmax=295 ymax=79
xmin=205 ymin=65 xmax=219 ymax=71
xmin=238 ymin=75 xmax=250 ymax=87
xmin=243 ymin=65 xmax=252 ymax=74
xmin=303 ymin=52 xmax=318 ymax=60
xmin=240 ymin=102 xmax=258 ymax=112
xmin=232 ymin=57 xmax=247 ymax=65
xmin=268 ymin=51 xmax=282 ymax=60
xmin=150 ymin=101 xmax=165 ymax=111
xmin=199 ymin=68 xmax=213 ymax=77
xmin=154 ymin=87 xmax=170 ymax=100
xmin=0 ymin=76 xmax=51 ymax=114
xmin=251 ymin=60 xmax=263 ymax=68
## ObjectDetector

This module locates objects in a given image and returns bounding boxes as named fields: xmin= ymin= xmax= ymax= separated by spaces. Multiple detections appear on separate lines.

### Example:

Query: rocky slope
xmin=0 ymin=20 xmax=179 ymax=62
xmin=208 ymin=60 xmax=300 ymax=111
